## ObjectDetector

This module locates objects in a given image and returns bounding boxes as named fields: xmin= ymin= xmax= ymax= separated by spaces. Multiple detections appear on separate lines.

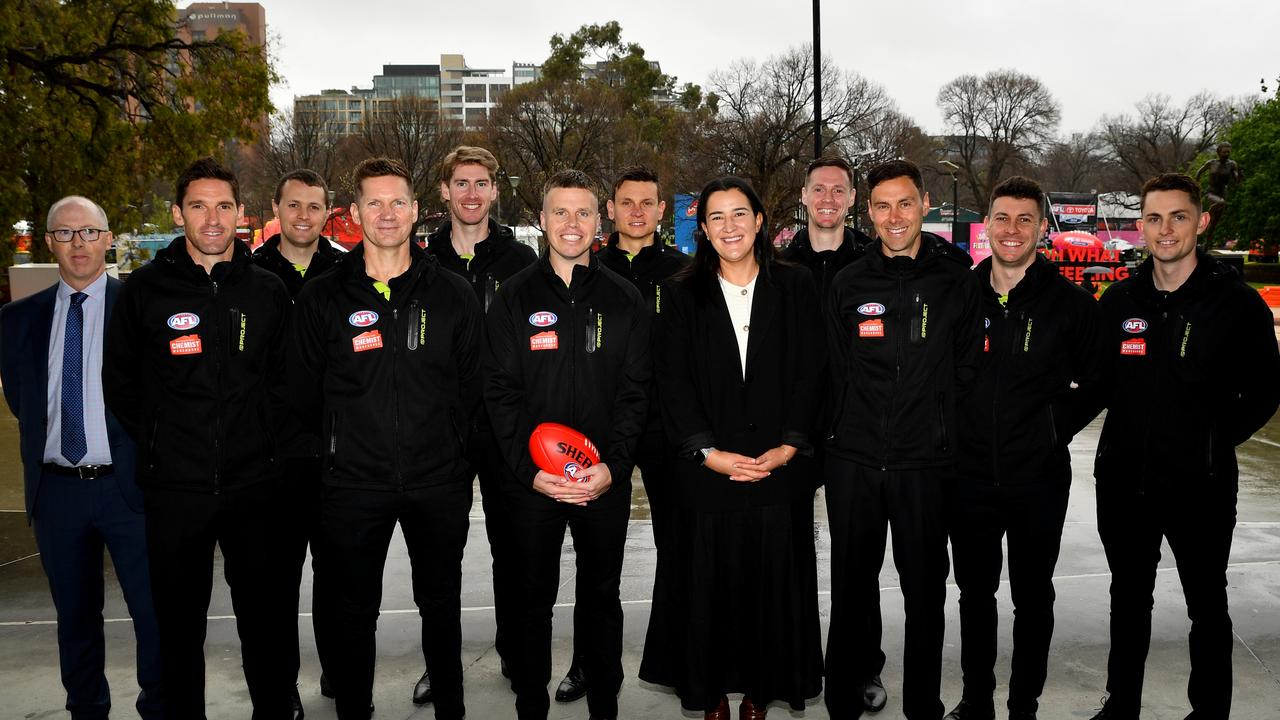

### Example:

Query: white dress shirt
xmin=43 ymin=272 xmax=113 ymax=466
xmin=718 ymin=273 xmax=757 ymax=380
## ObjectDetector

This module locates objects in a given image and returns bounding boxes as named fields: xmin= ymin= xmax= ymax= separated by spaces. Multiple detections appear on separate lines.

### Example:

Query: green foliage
xmin=1 ymin=0 xmax=274 ymax=262
xmin=1208 ymin=85 xmax=1280 ymax=250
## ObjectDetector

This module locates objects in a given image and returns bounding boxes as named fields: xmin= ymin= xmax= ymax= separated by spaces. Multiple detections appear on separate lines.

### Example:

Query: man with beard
xmin=824 ymin=159 xmax=983 ymax=720
xmin=103 ymin=157 xmax=294 ymax=718
xmin=417 ymin=146 xmax=536 ymax=703
xmin=946 ymin=176 xmax=1106 ymax=720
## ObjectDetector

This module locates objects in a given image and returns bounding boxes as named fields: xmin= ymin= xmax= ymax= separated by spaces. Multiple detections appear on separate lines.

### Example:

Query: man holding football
xmin=483 ymin=169 xmax=651 ymax=720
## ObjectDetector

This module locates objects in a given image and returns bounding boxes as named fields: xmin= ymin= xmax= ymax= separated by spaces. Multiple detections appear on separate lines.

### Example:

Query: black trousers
xmin=34 ymin=469 xmax=163 ymax=720
xmin=451 ymin=430 xmax=517 ymax=666
xmin=949 ymin=476 xmax=1069 ymax=714
xmin=316 ymin=480 xmax=472 ymax=720
xmin=280 ymin=458 xmax=321 ymax=693
xmin=824 ymin=457 xmax=950 ymax=720
xmin=1096 ymin=479 xmax=1237 ymax=718
xmin=144 ymin=480 xmax=294 ymax=720
xmin=504 ymin=476 xmax=631 ymax=720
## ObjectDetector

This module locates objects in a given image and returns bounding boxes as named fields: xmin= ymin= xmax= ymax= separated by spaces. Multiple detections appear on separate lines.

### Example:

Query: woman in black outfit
xmin=639 ymin=177 xmax=825 ymax=719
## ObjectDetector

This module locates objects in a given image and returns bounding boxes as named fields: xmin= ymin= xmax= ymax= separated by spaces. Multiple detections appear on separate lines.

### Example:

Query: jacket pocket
xmin=448 ymin=407 xmax=466 ymax=457
xmin=326 ymin=412 xmax=338 ymax=472
xmin=146 ymin=414 xmax=161 ymax=471
xmin=1047 ymin=404 xmax=1059 ymax=448
xmin=935 ymin=392 xmax=949 ymax=452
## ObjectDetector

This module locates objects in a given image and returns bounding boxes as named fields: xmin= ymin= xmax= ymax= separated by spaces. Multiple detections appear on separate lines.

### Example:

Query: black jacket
xmin=595 ymin=232 xmax=691 ymax=315
xmin=483 ymin=253 xmax=651 ymax=488
xmin=780 ymin=226 xmax=872 ymax=305
xmin=1094 ymin=251 xmax=1280 ymax=490
xmin=825 ymin=233 xmax=984 ymax=469
xmin=956 ymin=254 xmax=1107 ymax=485
xmin=658 ymin=263 xmax=825 ymax=509
xmin=251 ymin=234 xmax=343 ymax=299
xmin=426 ymin=219 xmax=537 ymax=312
xmin=291 ymin=243 xmax=483 ymax=491
xmin=103 ymin=237 xmax=291 ymax=492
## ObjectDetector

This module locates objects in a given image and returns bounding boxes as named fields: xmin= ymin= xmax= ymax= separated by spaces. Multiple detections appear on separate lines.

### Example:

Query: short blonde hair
xmin=440 ymin=146 xmax=499 ymax=184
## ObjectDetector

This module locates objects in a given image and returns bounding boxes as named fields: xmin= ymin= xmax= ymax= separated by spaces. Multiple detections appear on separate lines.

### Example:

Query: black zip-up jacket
xmin=826 ymin=233 xmax=984 ymax=469
xmin=483 ymin=253 xmax=651 ymax=488
xmin=956 ymin=254 xmax=1107 ymax=485
xmin=595 ymin=232 xmax=691 ymax=315
xmin=426 ymin=219 xmax=537 ymax=312
xmin=780 ymin=226 xmax=872 ymax=305
xmin=103 ymin=237 xmax=290 ymax=492
xmin=1095 ymin=251 xmax=1280 ymax=490
xmin=251 ymin=234 xmax=343 ymax=299
xmin=291 ymin=243 xmax=482 ymax=491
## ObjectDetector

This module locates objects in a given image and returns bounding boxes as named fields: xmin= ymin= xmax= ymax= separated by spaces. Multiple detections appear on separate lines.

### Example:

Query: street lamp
xmin=938 ymin=160 xmax=960 ymax=243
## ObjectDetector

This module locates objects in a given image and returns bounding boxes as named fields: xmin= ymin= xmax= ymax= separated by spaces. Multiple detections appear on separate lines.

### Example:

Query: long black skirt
xmin=639 ymin=484 xmax=823 ymax=711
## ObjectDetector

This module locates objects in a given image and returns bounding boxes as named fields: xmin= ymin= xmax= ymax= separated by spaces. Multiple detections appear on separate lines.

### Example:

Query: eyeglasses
xmin=48 ymin=228 xmax=108 ymax=243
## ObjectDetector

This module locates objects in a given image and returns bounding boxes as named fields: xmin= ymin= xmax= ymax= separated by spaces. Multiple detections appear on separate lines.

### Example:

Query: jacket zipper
xmin=392 ymin=306 xmax=403 ymax=491
xmin=211 ymin=279 xmax=222 ymax=495
xmin=882 ymin=273 xmax=905 ymax=470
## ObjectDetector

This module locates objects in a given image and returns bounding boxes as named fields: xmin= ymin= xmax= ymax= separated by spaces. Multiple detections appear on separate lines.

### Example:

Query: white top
xmin=44 ymin=272 xmax=113 ymax=465
xmin=718 ymin=273 xmax=757 ymax=380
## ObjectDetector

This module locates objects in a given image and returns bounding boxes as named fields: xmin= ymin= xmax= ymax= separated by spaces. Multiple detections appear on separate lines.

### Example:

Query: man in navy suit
xmin=0 ymin=195 xmax=162 ymax=719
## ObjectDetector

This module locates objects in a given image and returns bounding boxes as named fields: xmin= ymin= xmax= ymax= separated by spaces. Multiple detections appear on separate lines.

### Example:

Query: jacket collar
xmin=156 ymin=235 xmax=252 ymax=283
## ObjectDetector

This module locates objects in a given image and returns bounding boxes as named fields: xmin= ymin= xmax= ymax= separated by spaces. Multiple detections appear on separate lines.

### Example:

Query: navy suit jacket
xmin=0 ymin=276 xmax=142 ymax=520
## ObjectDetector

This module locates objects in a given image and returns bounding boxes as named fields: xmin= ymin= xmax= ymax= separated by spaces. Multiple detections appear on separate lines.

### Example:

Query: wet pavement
xmin=1 ymin=410 xmax=1278 ymax=719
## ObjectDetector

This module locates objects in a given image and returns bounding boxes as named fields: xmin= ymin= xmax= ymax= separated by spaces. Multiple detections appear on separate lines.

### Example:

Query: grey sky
xmin=259 ymin=0 xmax=1273 ymax=136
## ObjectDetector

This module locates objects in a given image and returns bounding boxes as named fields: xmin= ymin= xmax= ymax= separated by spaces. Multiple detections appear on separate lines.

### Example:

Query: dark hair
xmin=676 ymin=176 xmax=774 ymax=297
xmin=611 ymin=165 xmax=660 ymax=199
xmin=542 ymin=169 xmax=599 ymax=205
xmin=274 ymin=169 xmax=330 ymax=206
xmin=353 ymin=157 xmax=412 ymax=199
xmin=175 ymin=157 xmax=239 ymax=207
xmin=989 ymin=175 xmax=1045 ymax=220
xmin=806 ymin=156 xmax=854 ymax=185
xmin=865 ymin=159 xmax=923 ymax=196
xmin=1140 ymin=173 xmax=1202 ymax=211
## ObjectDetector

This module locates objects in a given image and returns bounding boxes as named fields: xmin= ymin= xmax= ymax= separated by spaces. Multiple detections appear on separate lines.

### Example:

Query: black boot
xmin=554 ymin=662 xmax=588 ymax=703
xmin=412 ymin=668 xmax=433 ymax=705
xmin=943 ymin=699 xmax=995 ymax=720
xmin=860 ymin=675 xmax=887 ymax=712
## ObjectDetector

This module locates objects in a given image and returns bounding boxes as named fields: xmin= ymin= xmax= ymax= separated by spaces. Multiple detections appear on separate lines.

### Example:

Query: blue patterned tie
xmin=61 ymin=292 xmax=88 ymax=465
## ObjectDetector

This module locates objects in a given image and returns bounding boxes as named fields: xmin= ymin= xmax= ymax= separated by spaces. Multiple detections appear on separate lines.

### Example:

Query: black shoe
xmin=1008 ymin=712 xmax=1037 ymax=720
xmin=319 ymin=673 xmax=334 ymax=699
xmin=554 ymin=664 xmax=589 ymax=703
xmin=943 ymin=699 xmax=995 ymax=720
xmin=500 ymin=657 xmax=511 ymax=679
xmin=290 ymin=684 xmax=305 ymax=720
xmin=413 ymin=668 xmax=433 ymax=705
xmin=860 ymin=675 xmax=887 ymax=713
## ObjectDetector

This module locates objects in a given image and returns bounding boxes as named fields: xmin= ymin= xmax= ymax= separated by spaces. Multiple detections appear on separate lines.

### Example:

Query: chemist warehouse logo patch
xmin=1120 ymin=338 xmax=1146 ymax=356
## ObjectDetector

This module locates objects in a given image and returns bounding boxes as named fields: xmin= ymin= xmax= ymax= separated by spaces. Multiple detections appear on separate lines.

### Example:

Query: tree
xmin=1204 ymin=86 xmax=1280 ymax=250
xmin=259 ymin=107 xmax=343 ymax=183
xmin=936 ymin=70 xmax=1060 ymax=211
xmin=1 ymin=0 xmax=274 ymax=263
xmin=1097 ymin=92 xmax=1235 ymax=191
xmin=696 ymin=45 xmax=900 ymax=238
xmin=482 ymin=22 xmax=714 ymax=229
xmin=1036 ymin=132 xmax=1111 ymax=193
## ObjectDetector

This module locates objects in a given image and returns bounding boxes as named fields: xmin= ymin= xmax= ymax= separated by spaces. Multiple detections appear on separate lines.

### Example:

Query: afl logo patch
xmin=564 ymin=462 xmax=584 ymax=480
xmin=529 ymin=311 xmax=558 ymax=327
xmin=857 ymin=303 xmax=886 ymax=316
xmin=984 ymin=317 xmax=991 ymax=329
xmin=349 ymin=310 xmax=379 ymax=327
xmin=1122 ymin=318 xmax=1148 ymax=334
xmin=166 ymin=312 xmax=200 ymax=330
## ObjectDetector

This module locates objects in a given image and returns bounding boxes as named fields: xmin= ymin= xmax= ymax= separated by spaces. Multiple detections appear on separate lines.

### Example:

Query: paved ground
xmin=1 ymin=412 xmax=1278 ymax=719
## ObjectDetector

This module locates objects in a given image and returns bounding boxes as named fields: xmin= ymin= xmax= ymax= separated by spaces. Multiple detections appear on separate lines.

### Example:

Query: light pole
xmin=508 ymin=175 xmax=522 ymax=227
xmin=813 ymin=0 xmax=822 ymax=159
xmin=939 ymin=160 xmax=960 ymax=243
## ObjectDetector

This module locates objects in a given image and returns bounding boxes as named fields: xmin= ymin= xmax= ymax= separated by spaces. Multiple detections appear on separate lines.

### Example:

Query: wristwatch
xmin=698 ymin=447 xmax=714 ymax=464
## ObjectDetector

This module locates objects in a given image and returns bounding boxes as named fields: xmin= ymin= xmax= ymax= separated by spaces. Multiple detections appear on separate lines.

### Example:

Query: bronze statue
xmin=1195 ymin=142 xmax=1243 ymax=244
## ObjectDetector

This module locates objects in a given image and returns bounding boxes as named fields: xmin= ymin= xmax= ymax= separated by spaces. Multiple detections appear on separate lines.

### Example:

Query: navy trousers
xmin=33 ymin=468 xmax=163 ymax=720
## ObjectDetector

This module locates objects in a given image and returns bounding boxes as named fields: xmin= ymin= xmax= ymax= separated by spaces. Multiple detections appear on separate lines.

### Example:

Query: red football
xmin=528 ymin=422 xmax=601 ymax=482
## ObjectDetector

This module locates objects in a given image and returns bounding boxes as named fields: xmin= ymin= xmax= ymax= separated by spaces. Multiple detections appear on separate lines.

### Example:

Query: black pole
xmin=813 ymin=0 xmax=822 ymax=159
xmin=951 ymin=173 xmax=959 ymax=243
